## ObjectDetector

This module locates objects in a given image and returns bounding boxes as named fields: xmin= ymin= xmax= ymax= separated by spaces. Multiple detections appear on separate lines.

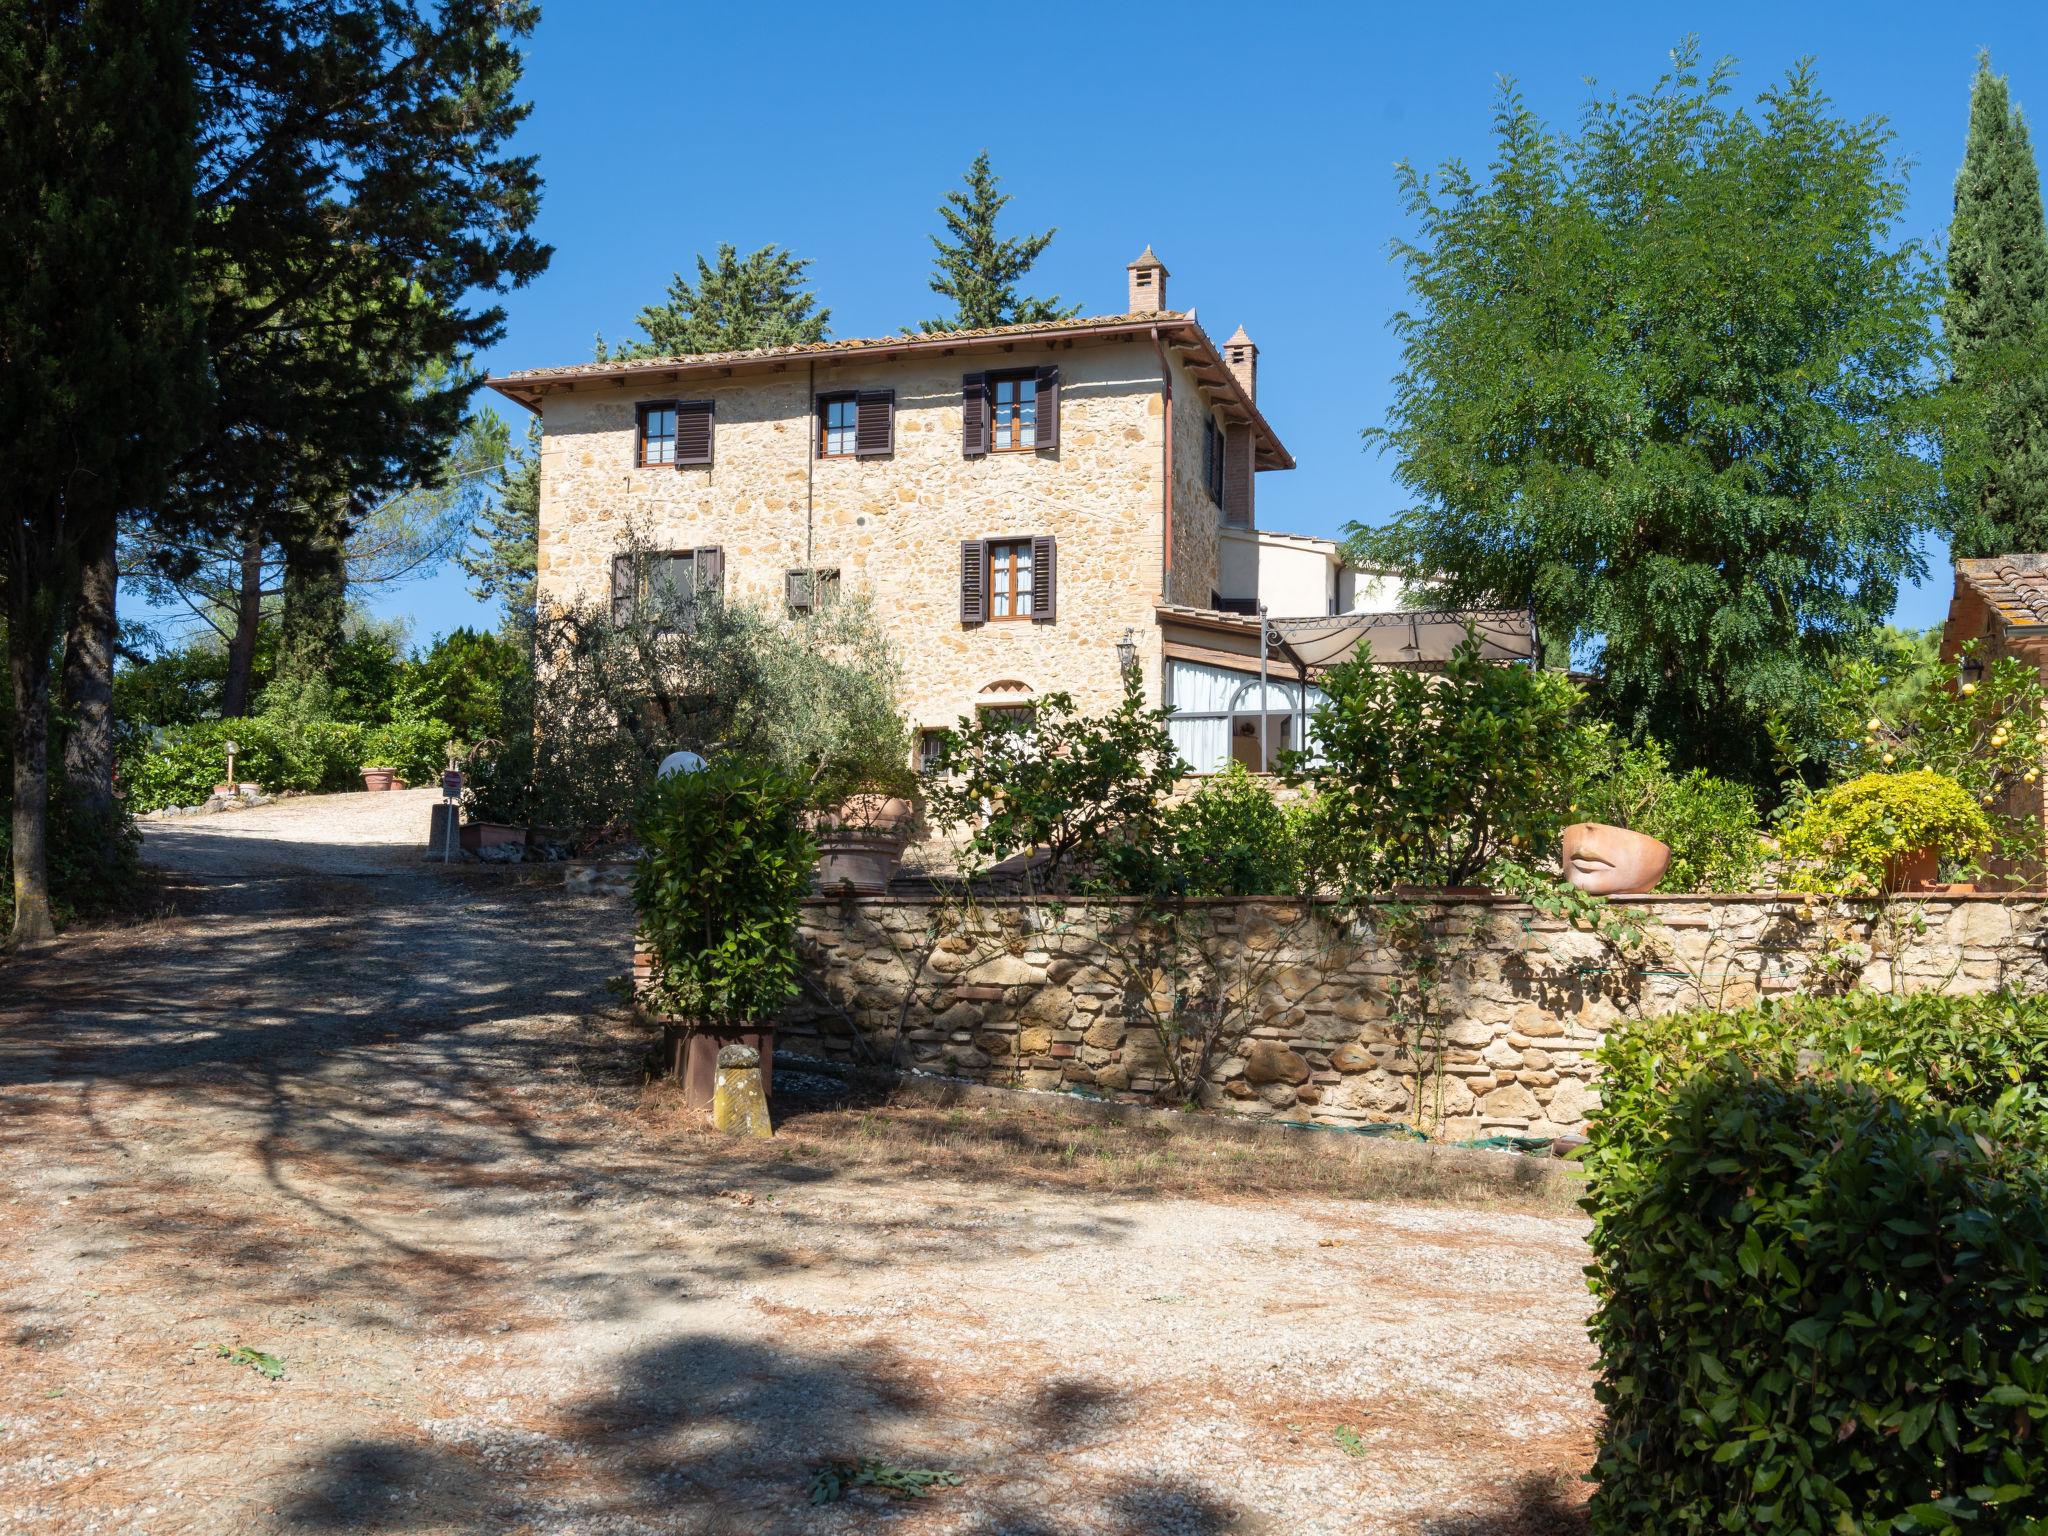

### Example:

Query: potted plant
xmin=360 ymin=760 xmax=400 ymax=792
xmin=635 ymin=753 xmax=815 ymax=1110
xmin=1778 ymin=770 xmax=1992 ymax=895
xmin=810 ymin=763 xmax=920 ymax=894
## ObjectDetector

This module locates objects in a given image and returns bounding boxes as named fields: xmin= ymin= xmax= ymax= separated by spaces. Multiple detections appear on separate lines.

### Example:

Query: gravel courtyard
xmin=0 ymin=791 xmax=1597 ymax=1535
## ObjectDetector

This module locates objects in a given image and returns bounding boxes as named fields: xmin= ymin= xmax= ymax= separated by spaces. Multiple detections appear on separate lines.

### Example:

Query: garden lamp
xmin=1959 ymin=654 xmax=1985 ymax=686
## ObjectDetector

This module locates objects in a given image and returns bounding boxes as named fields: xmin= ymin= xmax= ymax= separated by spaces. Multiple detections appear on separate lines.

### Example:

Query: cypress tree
xmin=918 ymin=152 xmax=1078 ymax=332
xmin=1947 ymin=54 xmax=2048 ymax=556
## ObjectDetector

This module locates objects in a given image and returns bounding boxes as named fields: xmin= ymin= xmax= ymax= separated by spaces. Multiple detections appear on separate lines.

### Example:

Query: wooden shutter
xmin=694 ymin=545 xmax=723 ymax=593
xmin=1034 ymin=365 xmax=1060 ymax=449
xmin=786 ymin=569 xmax=810 ymax=611
xmin=855 ymin=389 xmax=894 ymax=457
xmin=611 ymin=553 xmax=636 ymax=624
xmin=960 ymin=539 xmax=987 ymax=624
xmin=1030 ymin=535 xmax=1056 ymax=622
xmin=1201 ymin=419 xmax=1216 ymax=502
xmin=1212 ymin=424 xmax=1226 ymax=503
xmin=675 ymin=400 xmax=714 ymax=466
xmin=961 ymin=373 xmax=988 ymax=457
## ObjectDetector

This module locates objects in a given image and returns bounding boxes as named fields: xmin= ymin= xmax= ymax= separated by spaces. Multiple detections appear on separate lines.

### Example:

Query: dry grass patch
xmin=631 ymin=1080 xmax=1585 ymax=1213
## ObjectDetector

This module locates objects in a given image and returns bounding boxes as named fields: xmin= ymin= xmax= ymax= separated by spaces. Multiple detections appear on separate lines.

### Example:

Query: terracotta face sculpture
xmin=1561 ymin=822 xmax=1671 ymax=895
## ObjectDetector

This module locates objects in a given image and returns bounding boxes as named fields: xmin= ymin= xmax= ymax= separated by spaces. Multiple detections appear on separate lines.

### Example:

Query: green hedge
xmin=1593 ymin=992 xmax=2048 ymax=1167
xmin=1586 ymin=1066 xmax=2048 ymax=1534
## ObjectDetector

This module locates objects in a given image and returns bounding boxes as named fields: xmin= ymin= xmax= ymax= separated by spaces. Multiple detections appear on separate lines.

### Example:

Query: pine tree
xmin=1947 ymin=54 xmax=2048 ymax=557
xmin=605 ymin=245 xmax=829 ymax=358
xmin=2 ymin=0 xmax=203 ymax=945
xmin=459 ymin=415 xmax=541 ymax=634
xmin=919 ymin=152 xmax=1078 ymax=332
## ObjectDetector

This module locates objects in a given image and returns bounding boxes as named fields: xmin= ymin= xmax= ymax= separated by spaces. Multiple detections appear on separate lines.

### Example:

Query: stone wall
xmin=776 ymin=892 xmax=2048 ymax=1139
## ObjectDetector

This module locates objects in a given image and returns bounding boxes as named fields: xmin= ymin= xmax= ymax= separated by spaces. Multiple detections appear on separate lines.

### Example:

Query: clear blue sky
xmin=369 ymin=0 xmax=2048 ymax=644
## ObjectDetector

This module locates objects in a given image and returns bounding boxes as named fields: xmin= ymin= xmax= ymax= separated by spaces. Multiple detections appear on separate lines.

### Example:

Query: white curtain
xmin=1169 ymin=715 xmax=1232 ymax=774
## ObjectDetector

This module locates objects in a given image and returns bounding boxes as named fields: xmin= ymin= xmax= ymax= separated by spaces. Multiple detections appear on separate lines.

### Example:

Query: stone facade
xmin=773 ymin=892 xmax=2048 ymax=1139
xmin=507 ymin=294 xmax=1284 ymax=741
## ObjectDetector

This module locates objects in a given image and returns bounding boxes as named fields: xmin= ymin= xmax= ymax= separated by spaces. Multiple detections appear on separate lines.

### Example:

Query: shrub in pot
xmin=634 ymin=754 xmax=815 ymax=1109
xmin=1571 ymin=738 xmax=1763 ymax=892
xmin=809 ymin=767 xmax=920 ymax=894
xmin=1778 ymin=769 xmax=1991 ymax=894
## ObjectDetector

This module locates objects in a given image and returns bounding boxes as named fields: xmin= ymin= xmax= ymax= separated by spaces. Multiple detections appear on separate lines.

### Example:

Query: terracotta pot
xmin=211 ymin=783 xmax=237 ymax=798
xmin=815 ymin=826 xmax=910 ymax=894
xmin=813 ymin=794 xmax=916 ymax=835
xmin=661 ymin=1021 xmax=775 ymax=1111
xmin=361 ymin=768 xmax=396 ymax=792
xmin=1562 ymin=823 xmax=1672 ymax=895
xmin=1881 ymin=846 xmax=1939 ymax=894
xmin=459 ymin=821 xmax=526 ymax=853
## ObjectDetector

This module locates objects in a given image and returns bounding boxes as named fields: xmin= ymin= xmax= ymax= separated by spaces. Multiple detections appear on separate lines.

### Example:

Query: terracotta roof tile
xmin=1957 ymin=554 xmax=2048 ymax=628
xmin=491 ymin=311 xmax=1186 ymax=384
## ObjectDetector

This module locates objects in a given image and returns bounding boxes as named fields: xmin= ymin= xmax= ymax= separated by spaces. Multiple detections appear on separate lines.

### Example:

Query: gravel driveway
xmin=0 ymin=791 xmax=1597 ymax=1535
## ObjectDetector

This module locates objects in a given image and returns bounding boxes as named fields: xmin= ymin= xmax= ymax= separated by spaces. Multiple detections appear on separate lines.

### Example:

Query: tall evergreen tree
xmin=1946 ymin=54 xmax=2048 ymax=557
xmin=459 ymin=415 xmax=541 ymax=635
xmin=918 ymin=151 xmax=1078 ymax=332
xmin=1346 ymin=45 xmax=1946 ymax=786
xmin=2 ymin=0 xmax=203 ymax=945
xmin=603 ymin=244 xmax=829 ymax=358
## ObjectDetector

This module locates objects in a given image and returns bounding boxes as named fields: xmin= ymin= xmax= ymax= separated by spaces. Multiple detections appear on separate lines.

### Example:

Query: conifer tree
xmin=605 ymin=245 xmax=829 ymax=358
xmin=919 ymin=152 xmax=1078 ymax=332
xmin=1947 ymin=54 xmax=2048 ymax=556
xmin=459 ymin=416 xmax=541 ymax=635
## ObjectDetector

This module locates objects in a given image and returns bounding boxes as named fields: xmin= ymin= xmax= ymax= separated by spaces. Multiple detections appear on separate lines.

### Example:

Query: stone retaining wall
xmin=774 ymin=893 xmax=2048 ymax=1139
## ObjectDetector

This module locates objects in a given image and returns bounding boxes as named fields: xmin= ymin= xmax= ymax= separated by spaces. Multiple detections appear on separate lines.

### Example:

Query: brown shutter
xmin=961 ymin=373 xmax=988 ymax=457
xmin=1035 ymin=365 xmax=1060 ymax=449
xmin=675 ymin=400 xmax=713 ymax=466
xmin=960 ymin=539 xmax=986 ymax=624
xmin=1030 ymin=535 xmax=1056 ymax=622
xmin=786 ymin=569 xmax=808 ymax=610
xmin=1201 ymin=419 xmax=1216 ymax=502
xmin=813 ymin=395 xmax=829 ymax=460
xmin=1212 ymin=425 xmax=1226 ymax=503
xmin=611 ymin=553 xmax=636 ymax=624
xmin=694 ymin=545 xmax=723 ymax=593
xmin=856 ymin=389 xmax=894 ymax=457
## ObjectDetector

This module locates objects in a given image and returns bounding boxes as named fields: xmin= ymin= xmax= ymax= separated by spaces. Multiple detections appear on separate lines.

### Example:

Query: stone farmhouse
xmin=488 ymin=248 xmax=1391 ymax=774
xmin=1942 ymin=551 xmax=2048 ymax=880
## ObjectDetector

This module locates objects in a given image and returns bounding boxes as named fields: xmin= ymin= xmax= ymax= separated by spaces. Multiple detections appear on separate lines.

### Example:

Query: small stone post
xmin=711 ymin=1043 xmax=773 ymax=1139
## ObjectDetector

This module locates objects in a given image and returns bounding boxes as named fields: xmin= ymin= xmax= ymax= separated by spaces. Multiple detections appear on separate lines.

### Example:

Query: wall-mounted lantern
xmin=1115 ymin=628 xmax=1139 ymax=677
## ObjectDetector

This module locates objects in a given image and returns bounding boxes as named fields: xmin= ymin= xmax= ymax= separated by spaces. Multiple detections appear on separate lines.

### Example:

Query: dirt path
xmin=0 ymin=792 xmax=1597 ymax=1535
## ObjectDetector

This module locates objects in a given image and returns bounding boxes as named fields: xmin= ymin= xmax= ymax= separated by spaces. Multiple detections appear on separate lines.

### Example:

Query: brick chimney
xmin=1224 ymin=325 xmax=1258 ymax=401
xmin=1127 ymin=246 xmax=1168 ymax=314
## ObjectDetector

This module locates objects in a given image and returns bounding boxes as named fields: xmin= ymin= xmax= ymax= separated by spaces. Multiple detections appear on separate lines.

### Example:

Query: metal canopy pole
xmin=1257 ymin=603 xmax=1270 ymax=771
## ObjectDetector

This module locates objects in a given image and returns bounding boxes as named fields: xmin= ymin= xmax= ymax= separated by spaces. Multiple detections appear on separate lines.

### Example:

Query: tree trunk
xmin=9 ymin=623 xmax=57 ymax=947
xmin=220 ymin=523 xmax=265 ymax=717
xmin=59 ymin=516 xmax=118 ymax=817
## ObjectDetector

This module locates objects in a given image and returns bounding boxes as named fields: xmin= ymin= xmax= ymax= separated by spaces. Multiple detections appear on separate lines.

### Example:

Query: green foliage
xmin=119 ymin=715 xmax=372 ymax=812
xmin=1591 ymin=991 xmax=2048 ymax=1172
xmin=0 ymin=784 xmax=142 ymax=934
xmin=921 ymin=679 xmax=1183 ymax=890
xmin=1346 ymin=44 xmax=1945 ymax=785
xmin=1809 ymin=641 xmax=2048 ymax=875
xmin=633 ymin=755 xmax=815 ymax=1025
xmin=1946 ymin=55 xmax=2048 ymax=558
xmin=1778 ymin=771 xmax=1993 ymax=894
xmin=1286 ymin=633 xmax=1587 ymax=890
xmin=1575 ymin=737 xmax=1764 ymax=892
xmin=602 ymin=243 xmax=828 ymax=359
xmin=1100 ymin=764 xmax=1320 ymax=898
xmin=359 ymin=719 xmax=452 ymax=780
xmin=394 ymin=628 xmax=526 ymax=747
xmin=917 ymin=151 xmax=1078 ymax=332
xmin=465 ymin=584 xmax=908 ymax=837
xmin=1585 ymin=1064 xmax=2048 ymax=1534
xmin=458 ymin=414 xmax=541 ymax=633
xmin=808 ymin=1459 xmax=961 ymax=1504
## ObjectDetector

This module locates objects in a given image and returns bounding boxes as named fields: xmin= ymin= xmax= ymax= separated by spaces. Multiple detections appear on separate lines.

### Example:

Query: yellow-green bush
xmin=1778 ymin=770 xmax=1990 ymax=893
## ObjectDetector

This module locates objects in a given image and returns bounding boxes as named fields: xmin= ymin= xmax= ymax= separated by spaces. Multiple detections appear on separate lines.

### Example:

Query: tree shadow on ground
xmin=277 ymin=1333 xmax=1242 ymax=1535
xmin=1420 ymin=1471 xmax=1590 ymax=1535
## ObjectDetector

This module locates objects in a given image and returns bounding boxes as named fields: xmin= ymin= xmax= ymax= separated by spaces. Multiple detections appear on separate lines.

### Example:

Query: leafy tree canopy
xmin=601 ymin=244 xmax=829 ymax=359
xmin=1345 ymin=42 xmax=1946 ymax=785
xmin=918 ymin=151 xmax=1078 ymax=332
